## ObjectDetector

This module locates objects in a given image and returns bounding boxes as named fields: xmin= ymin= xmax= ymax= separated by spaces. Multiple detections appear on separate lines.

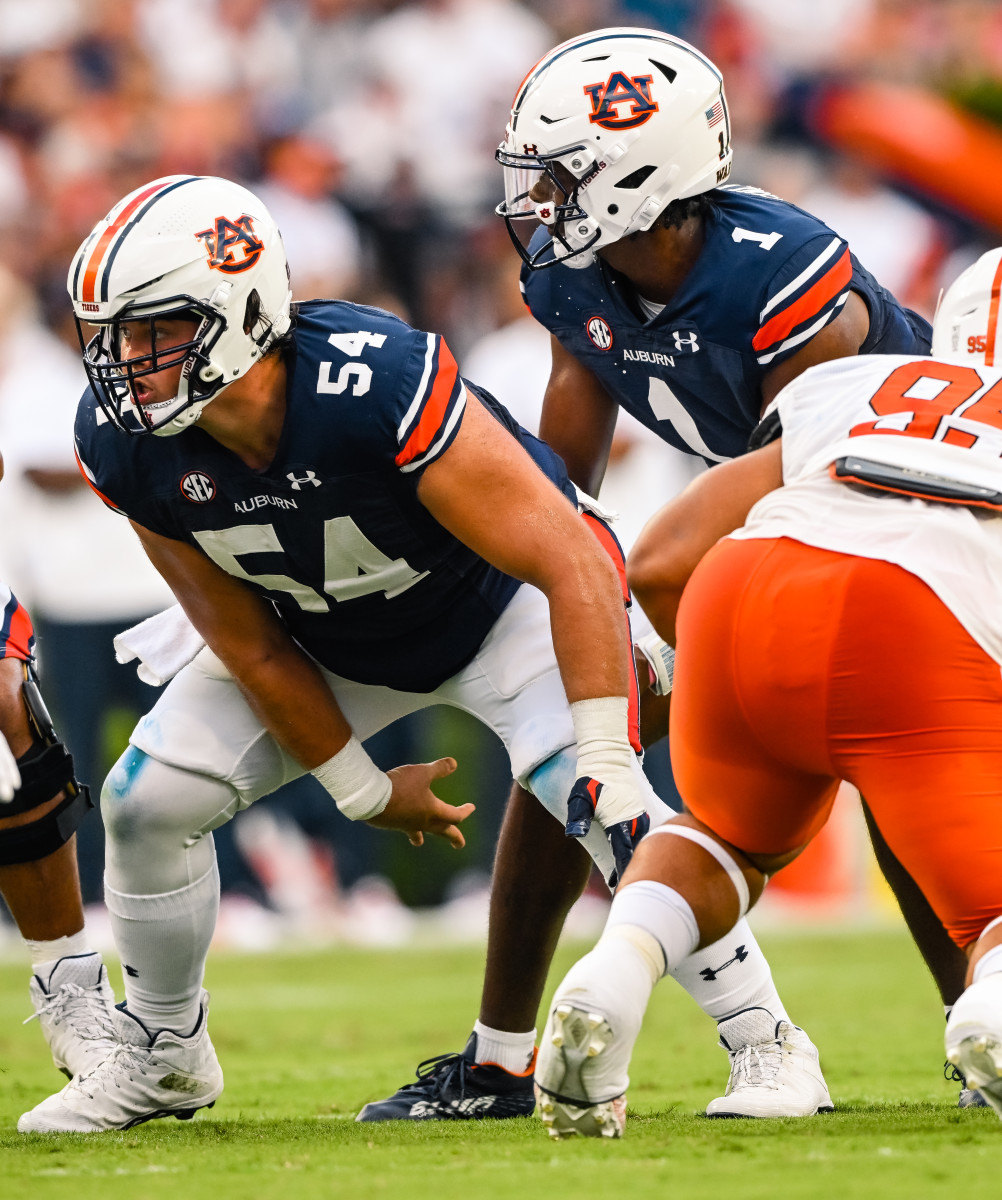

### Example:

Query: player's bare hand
xmin=366 ymin=757 xmax=474 ymax=848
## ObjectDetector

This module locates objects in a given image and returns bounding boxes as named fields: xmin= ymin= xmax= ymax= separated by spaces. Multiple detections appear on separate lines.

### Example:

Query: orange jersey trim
xmin=394 ymin=344 xmax=460 ymax=468
xmin=752 ymin=249 xmax=853 ymax=353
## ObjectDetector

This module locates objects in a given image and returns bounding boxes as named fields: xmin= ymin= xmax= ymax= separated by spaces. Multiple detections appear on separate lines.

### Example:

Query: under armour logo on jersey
xmin=583 ymin=72 xmax=659 ymax=131
xmin=672 ymin=330 xmax=700 ymax=354
xmin=195 ymin=213 xmax=264 ymax=274
xmin=699 ymin=945 xmax=749 ymax=982
xmin=287 ymin=470 xmax=321 ymax=490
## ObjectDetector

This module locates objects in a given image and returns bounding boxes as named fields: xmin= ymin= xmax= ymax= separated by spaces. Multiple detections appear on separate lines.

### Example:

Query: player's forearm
xmin=224 ymin=642 xmax=353 ymax=770
xmin=544 ymin=562 xmax=631 ymax=704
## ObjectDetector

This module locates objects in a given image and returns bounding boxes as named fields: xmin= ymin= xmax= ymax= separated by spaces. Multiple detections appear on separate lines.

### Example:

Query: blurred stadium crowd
xmin=0 ymin=0 xmax=1001 ymax=949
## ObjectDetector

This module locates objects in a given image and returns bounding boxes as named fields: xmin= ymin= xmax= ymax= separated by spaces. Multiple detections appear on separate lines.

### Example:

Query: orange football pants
xmin=670 ymin=535 xmax=1002 ymax=948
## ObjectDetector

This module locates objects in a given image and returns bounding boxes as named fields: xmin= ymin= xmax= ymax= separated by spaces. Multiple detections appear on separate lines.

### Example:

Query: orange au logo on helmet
xmin=195 ymin=213 xmax=264 ymax=274
xmin=583 ymin=73 xmax=658 ymax=131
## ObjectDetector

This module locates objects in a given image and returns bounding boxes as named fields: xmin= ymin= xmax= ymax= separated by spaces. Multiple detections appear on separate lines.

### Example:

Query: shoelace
xmin=24 ymin=982 xmax=118 ymax=1042
xmin=944 ymin=1060 xmax=967 ymax=1086
xmin=403 ymin=1051 xmax=472 ymax=1103
xmin=727 ymin=1039 xmax=784 ymax=1091
xmin=69 ymin=1041 xmax=153 ymax=1100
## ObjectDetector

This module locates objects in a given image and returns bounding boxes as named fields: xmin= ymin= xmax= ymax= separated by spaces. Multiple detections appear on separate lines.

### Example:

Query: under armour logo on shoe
xmin=699 ymin=944 xmax=749 ymax=982
xmin=287 ymin=470 xmax=321 ymax=490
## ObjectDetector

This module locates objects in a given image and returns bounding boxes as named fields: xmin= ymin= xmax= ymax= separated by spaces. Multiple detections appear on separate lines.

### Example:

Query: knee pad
xmin=0 ymin=671 xmax=92 ymax=867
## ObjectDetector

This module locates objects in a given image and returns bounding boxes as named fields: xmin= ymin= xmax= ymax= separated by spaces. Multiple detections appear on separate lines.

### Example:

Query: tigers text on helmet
xmin=931 ymin=248 xmax=1002 ymax=367
xmin=496 ymin=27 xmax=731 ymax=271
xmin=67 ymin=175 xmax=293 ymax=436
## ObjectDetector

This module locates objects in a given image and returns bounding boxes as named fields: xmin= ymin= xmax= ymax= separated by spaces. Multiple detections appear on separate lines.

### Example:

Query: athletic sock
xmin=25 ymin=931 xmax=96 ymax=987
xmin=547 ymin=921 xmax=665 ymax=1098
xmin=668 ymin=918 xmax=790 ymax=1023
xmin=472 ymin=1021 xmax=536 ymax=1073
xmin=104 ymin=861 xmax=219 ymax=1035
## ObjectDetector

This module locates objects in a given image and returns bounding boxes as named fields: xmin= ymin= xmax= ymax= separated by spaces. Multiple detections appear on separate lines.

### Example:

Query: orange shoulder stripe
xmin=752 ymin=248 xmax=853 ymax=353
xmin=395 ymin=343 xmax=460 ymax=468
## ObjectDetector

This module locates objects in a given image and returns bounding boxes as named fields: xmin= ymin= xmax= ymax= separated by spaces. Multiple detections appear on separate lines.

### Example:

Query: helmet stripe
xmin=81 ymin=180 xmax=174 ymax=304
xmin=81 ymin=176 xmax=200 ymax=305
xmin=985 ymin=253 xmax=1002 ymax=367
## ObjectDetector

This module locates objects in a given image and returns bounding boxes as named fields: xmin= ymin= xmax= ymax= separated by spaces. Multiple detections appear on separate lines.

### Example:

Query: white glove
xmin=0 ymin=729 xmax=21 ymax=804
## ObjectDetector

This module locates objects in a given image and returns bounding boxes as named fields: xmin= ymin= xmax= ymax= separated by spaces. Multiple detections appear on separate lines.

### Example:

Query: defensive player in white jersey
xmin=17 ymin=175 xmax=828 ymax=1132
xmin=532 ymin=249 xmax=1002 ymax=1138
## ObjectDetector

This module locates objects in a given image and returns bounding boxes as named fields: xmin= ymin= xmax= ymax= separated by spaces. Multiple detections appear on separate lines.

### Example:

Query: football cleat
xmin=25 ymin=954 xmax=118 ymax=1079
xmin=18 ymin=991 xmax=223 ymax=1133
xmin=535 ymin=1003 xmax=627 ymax=1140
xmin=706 ymin=1007 xmax=834 ymax=1118
xmin=945 ymin=1060 xmax=989 ymax=1108
xmin=945 ymin=973 xmax=1002 ymax=1119
xmin=355 ymin=1033 xmax=536 ymax=1121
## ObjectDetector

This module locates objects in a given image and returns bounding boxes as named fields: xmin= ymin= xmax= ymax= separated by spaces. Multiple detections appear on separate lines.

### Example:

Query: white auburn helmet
xmin=931 ymin=248 xmax=1002 ymax=367
xmin=68 ymin=174 xmax=292 ymax=436
xmin=496 ymin=27 xmax=731 ymax=270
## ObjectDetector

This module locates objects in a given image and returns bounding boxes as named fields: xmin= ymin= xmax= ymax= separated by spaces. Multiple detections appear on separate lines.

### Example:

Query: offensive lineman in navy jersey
xmin=394 ymin=26 xmax=967 ymax=1123
xmin=19 ymin=174 xmax=828 ymax=1132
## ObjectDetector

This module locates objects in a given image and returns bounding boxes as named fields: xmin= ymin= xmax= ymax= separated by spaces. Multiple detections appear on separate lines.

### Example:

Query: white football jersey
xmin=731 ymin=353 xmax=1002 ymax=665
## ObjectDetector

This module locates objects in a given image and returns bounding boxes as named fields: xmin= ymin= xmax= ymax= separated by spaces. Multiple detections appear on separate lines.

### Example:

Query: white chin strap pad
xmin=646 ymin=824 xmax=751 ymax=918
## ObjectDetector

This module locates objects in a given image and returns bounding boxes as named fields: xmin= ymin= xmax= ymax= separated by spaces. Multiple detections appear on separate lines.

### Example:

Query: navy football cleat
xmin=355 ymin=1033 xmax=536 ymax=1121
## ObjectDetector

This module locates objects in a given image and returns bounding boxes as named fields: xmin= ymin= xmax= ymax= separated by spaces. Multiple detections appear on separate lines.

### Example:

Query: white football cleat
xmin=18 ymin=992 xmax=223 ymax=1133
xmin=25 ymin=954 xmax=118 ymax=1079
xmin=945 ymin=973 xmax=1002 ymax=1119
xmin=706 ymin=1007 xmax=834 ymax=1118
xmin=534 ymin=1003 xmax=628 ymax=1140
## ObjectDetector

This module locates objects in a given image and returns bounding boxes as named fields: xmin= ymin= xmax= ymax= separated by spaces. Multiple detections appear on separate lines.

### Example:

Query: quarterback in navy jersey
xmin=490 ymin=25 xmax=974 ymax=1116
xmin=519 ymin=183 xmax=930 ymax=465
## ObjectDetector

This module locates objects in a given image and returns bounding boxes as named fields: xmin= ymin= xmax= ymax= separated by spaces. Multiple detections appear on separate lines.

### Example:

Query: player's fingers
xmin=437 ymin=822 xmax=466 ymax=849
xmin=408 ymin=830 xmax=424 ymax=847
xmin=428 ymin=756 xmax=458 ymax=780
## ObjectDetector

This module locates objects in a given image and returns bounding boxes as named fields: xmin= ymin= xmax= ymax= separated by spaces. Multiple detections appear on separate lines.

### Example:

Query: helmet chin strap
xmin=151 ymin=399 xmax=207 ymax=438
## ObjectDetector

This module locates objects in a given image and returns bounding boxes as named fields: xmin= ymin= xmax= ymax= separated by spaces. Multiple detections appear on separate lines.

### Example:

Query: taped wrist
xmin=571 ymin=696 xmax=634 ymax=782
xmin=311 ymin=737 xmax=392 ymax=821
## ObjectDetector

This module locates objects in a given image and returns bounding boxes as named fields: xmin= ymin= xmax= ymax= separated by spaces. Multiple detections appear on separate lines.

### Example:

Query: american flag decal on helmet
xmin=705 ymin=100 xmax=724 ymax=128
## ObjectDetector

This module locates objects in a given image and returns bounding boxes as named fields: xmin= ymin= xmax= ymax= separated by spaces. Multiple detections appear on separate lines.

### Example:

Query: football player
xmin=0 ymin=452 xmax=114 ymax=1083
xmin=18 ymin=174 xmax=826 ymax=1132
xmin=381 ymin=25 xmax=969 ymax=1121
xmin=533 ymin=248 xmax=1002 ymax=1136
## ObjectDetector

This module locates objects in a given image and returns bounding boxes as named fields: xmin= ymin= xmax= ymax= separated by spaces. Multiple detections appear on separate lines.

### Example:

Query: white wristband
xmin=570 ymin=696 xmax=634 ymax=783
xmin=311 ymin=737 xmax=392 ymax=821
xmin=635 ymin=631 xmax=675 ymax=696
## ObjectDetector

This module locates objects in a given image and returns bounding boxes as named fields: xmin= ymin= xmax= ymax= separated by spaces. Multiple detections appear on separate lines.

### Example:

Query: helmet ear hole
xmin=244 ymin=288 xmax=261 ymax=335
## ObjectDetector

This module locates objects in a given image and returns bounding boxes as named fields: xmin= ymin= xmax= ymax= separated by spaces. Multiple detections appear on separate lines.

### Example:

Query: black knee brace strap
xmin=0 ymin=742 xmax=93 ymax=867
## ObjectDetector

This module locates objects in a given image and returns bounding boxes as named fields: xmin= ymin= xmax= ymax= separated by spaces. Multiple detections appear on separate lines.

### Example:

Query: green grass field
xmin=1 ymin=926 xmax=999 ymax=1200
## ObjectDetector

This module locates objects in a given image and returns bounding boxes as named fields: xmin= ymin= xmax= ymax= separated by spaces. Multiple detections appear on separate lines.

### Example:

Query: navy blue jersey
xmin=75 ymin=300 xmax=576 ymax=692
xmin=522 ymin=185 xmax=932 ymax=463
